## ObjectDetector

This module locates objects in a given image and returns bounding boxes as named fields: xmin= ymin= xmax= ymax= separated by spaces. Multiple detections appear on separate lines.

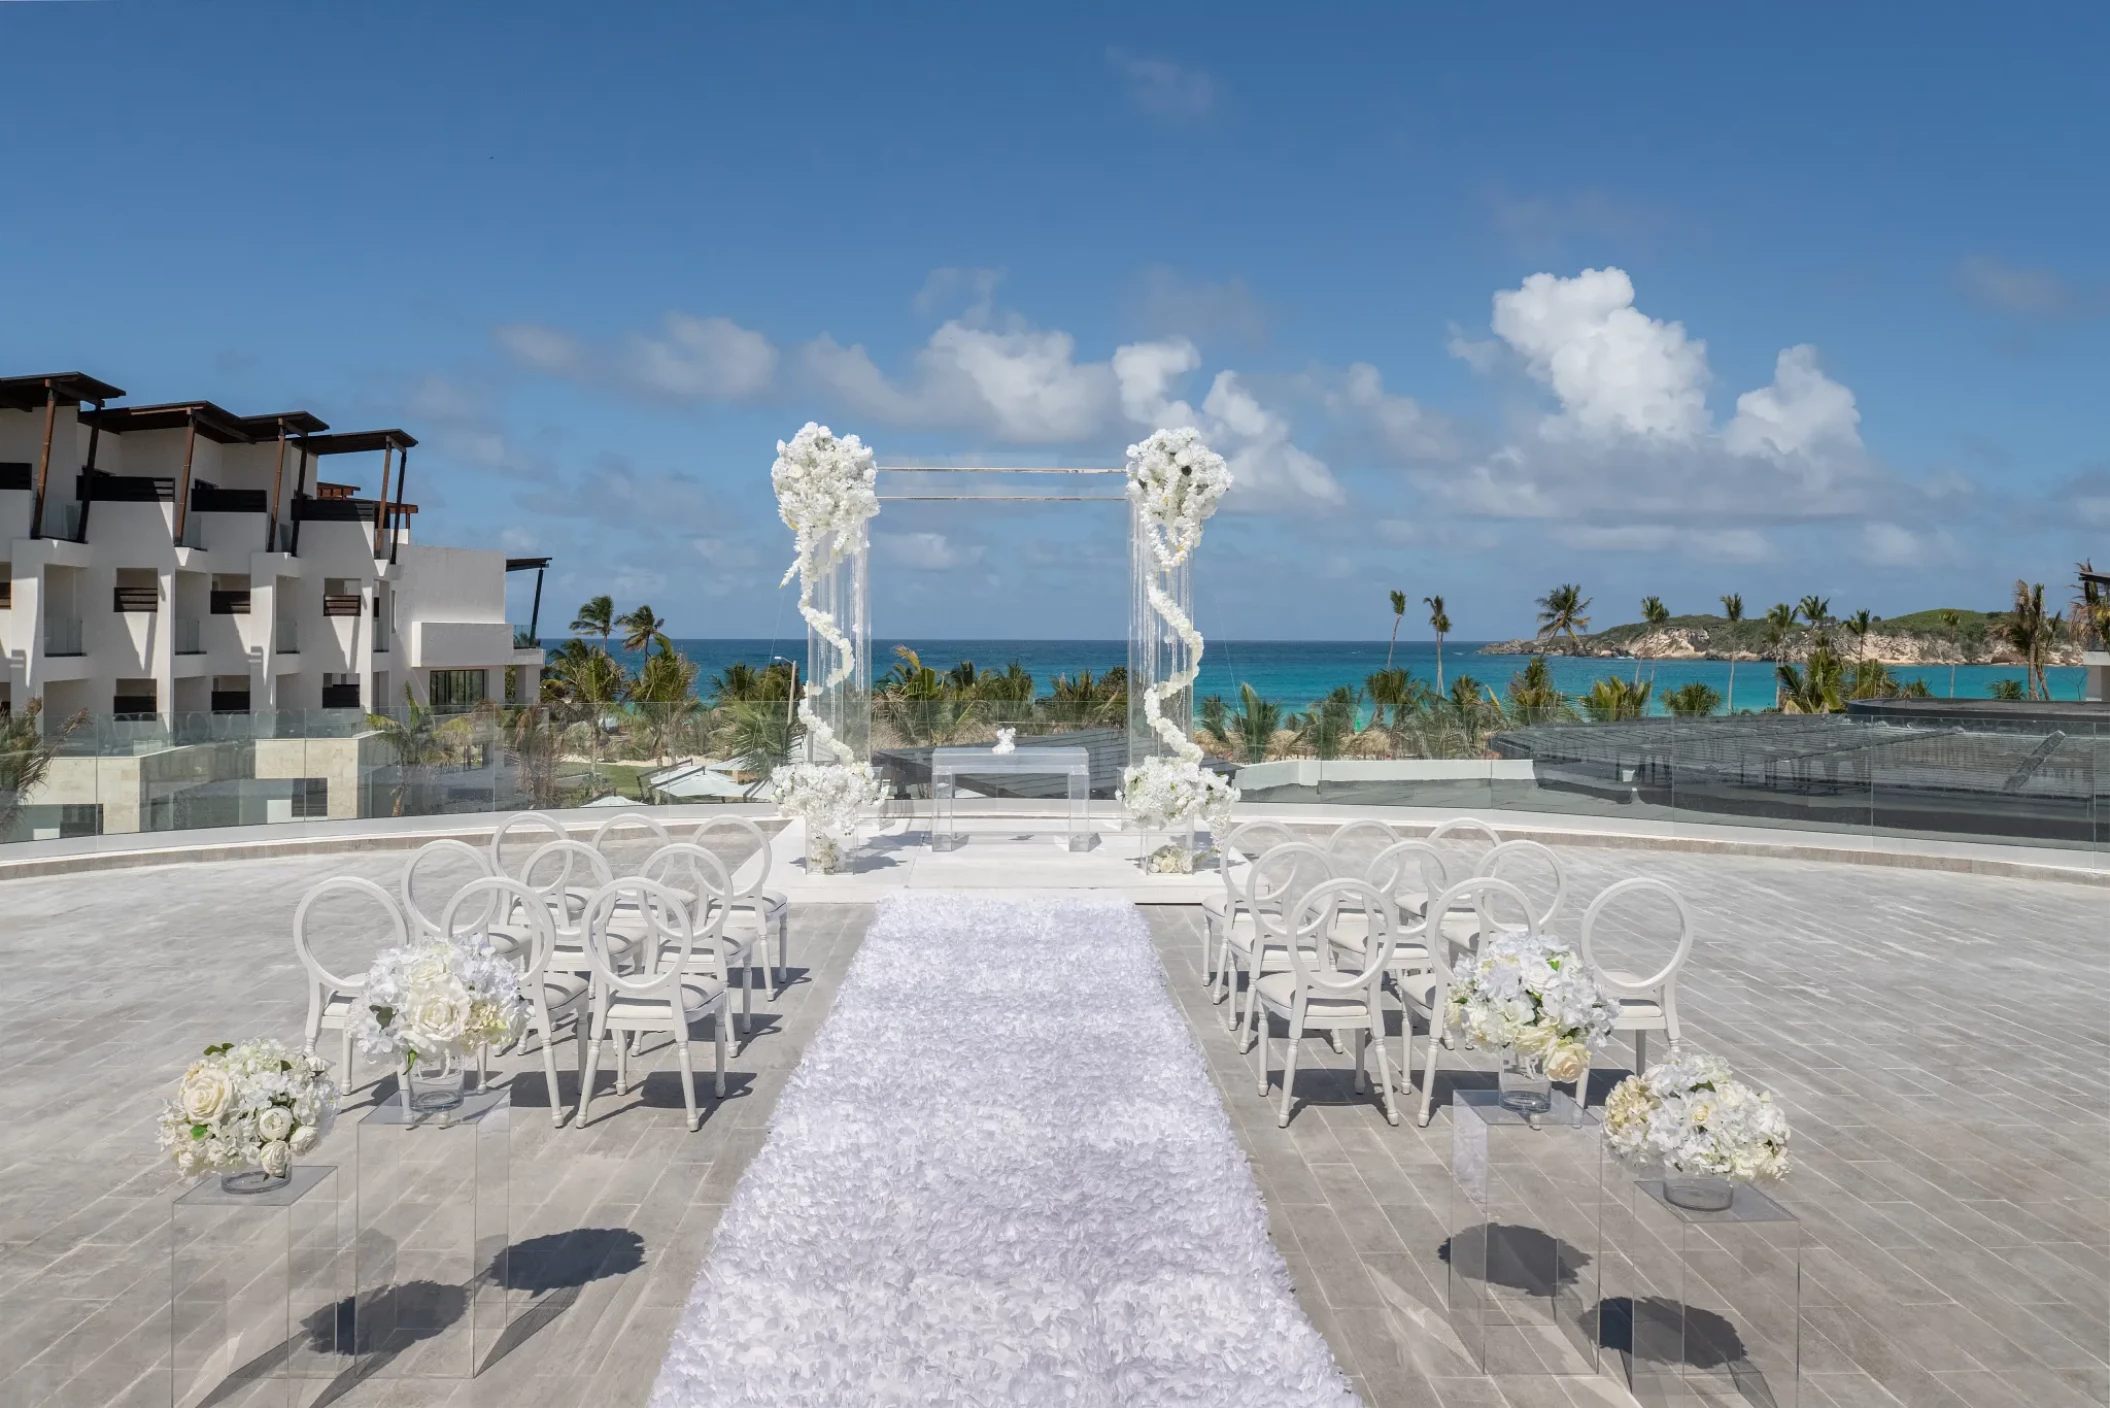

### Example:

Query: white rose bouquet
xmin=1602 ymin=1050 xmax=1791 ymax=1183
xmin=1446 ymin=930 xmax=1617 ymax=1084
xmin=356 ymin=938 xmax=528 ymax=1069
xmin=769 ymin=759 xmax=890 ymax=872
xmin=157 ymin=1039 xmax=337 ymax=1181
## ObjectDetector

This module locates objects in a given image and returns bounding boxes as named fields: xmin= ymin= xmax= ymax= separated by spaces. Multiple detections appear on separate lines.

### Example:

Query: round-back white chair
xmin=1446 ymin=838 xmax=1568 ymax=946
xmin=687 ymin=816 xmax=790 ymax=996
xmin=1204 ymin=820 xmax=1301 ymax=990
xmin=293 ymin=876 xmax=407 ymax=1085
xmin=1399 ymin=817 xmax=1504 ymax=918
xmin=1396 ymin=874 xmax=1538 ymax=1127
xmin=489 ymin=811 xmax=570 ymax=881
xmin=1332 ymin=839 xmax=1448 ymax=978
xmin=520 ymin=840 xmax=618 ymax=973
xmin=591 ymin=812 xmax=674 ymax=878
xmin=1325 ymin=819 xmax=1398 ymax=877
xmin=400 ymin=838 xmax=498 ymax=938
xmin=576 ymin=877 xmax=729 ymax=1131
xmin=1575 ymin=877 xmax=1694 ymax=1090
xmin=642 ymin=842 xmax=754 ymax=1043
xmin=441 ymin=877 xmax=583 ymax=1127
xmin=1227 ymin=842 xmax=1338 ymax=1051
xmin=1253 ymin=879 xmax=1402 ymax=1128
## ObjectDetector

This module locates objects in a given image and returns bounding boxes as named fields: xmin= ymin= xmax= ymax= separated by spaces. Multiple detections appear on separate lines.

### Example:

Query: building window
xmin=428 ymin=669 xmax=488 ymax=710
xmin=113 ymin=679 xmax=158 ymax=716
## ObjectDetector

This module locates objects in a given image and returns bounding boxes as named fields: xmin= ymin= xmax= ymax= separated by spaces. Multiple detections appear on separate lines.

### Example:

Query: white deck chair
xmin=1399 ymin=817 xmax=1503 ymax=919
xmin=1204 ymin=820 xmax=1300 ymax=991
xmin=642 ymin=843 xmax=755 ymax=1044
xmin=1223 ymin=843 xmax=1338 ymax=1051
xmin=688 ymin=816 xmax=790 ymax=995
xmin=576 ymin=877 xmax=730 ymax=1131
xmin=1394 ymin=875 xmax=1539 ymax=1126
xmin=1573 ymin=877 xmax=1694 ymax=1099
xmin=441 ymin=877 xmax=586 ymax=1127
xmin=293 ymin=876 xmax=407 ymax=1087
xmin=1253 ymin=878 xmax=1402 ymax=1128
xmin=399 ymin=838 xmax=496 ymax=939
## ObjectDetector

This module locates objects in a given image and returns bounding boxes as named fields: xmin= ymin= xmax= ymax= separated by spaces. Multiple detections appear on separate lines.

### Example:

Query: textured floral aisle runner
xmin=649 ymin=893 xmax=1357 ymax=1407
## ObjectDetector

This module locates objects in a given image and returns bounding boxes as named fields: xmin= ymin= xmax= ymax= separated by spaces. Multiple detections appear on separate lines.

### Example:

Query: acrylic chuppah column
xmin=1128 ymin=498 xmax=1198 ymax=867
xmin=801 ymin=538 xmax=870 ymax=767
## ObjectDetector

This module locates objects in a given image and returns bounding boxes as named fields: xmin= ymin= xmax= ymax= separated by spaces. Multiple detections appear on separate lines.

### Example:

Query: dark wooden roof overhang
xmin=0 ymin=372 xmax=126 ymax=410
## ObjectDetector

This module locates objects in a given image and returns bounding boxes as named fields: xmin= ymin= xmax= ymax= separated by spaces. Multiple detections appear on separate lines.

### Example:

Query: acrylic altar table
xmin=1448 ymin=1089 xmax=1603 ymax=1376
xmin=929 ymin=745 xmax=1094 ymax=853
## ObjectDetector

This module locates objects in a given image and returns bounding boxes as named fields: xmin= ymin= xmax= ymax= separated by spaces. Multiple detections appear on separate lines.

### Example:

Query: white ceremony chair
xmin=576 ymin=877 xmax=731 ymax=1132
xmin=1573 ymin=876 xmax=1694 ymax=1098
xmin=1224 ymin=842 xmax=1338 ymax=1050
xmin=1253 ymin=878 xmax=1402 ymax=1128
xmin=1439 ymin=838 xmax=1569 ymax=949
xmin=489 ymin=811 xmax=570 ymax=882
xmin=441 ymin=877 xmax=585 ymax=1127
xmin=519 ymin=840 xmax=619 ymax=975
xmin=1398 ymin=817 xmax=1503 ymax=919
xmin=399 ymin=838 xmax=496 ymax=938
xmin=687 ymin=816 xmax=790 ymax=995
xmin=1204 ymin=820 xmax=1300 ymax=991
xmin=292 ymin=876 xmax=408 ymax=1086
xmin=591 ymin=811 xmax=673 ymax=877
xmin=1330 ymin=839 xmax=1448 ymax=980
xmin=641 ymin=843 xmax=756 ymax=1044
xmin=1325 ymin=819 xmax=1398 ymax=878
xmin=1393 ymin=875 xmax=1538 ymax=1127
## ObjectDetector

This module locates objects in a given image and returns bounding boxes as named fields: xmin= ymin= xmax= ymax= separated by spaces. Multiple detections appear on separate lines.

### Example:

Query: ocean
xmin=562 ymin=638 xmax=2084 ymax=715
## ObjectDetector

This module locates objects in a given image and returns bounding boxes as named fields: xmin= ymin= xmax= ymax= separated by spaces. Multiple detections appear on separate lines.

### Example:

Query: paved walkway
xmin=0 ymin=841 xmax=2103 ymax=1406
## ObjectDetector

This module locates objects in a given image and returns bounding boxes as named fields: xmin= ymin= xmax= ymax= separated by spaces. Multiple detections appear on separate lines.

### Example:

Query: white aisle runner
xmin=650 ymin=893 xmax=1358 ymax=1407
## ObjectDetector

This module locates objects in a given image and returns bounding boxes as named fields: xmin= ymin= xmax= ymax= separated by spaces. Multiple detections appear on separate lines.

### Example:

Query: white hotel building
xmin=0 ymin=371 xmax=546 ymax=836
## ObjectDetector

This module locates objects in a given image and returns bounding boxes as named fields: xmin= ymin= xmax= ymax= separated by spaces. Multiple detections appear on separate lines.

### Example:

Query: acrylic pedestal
xmin=930 ymin=745 xmax=1094 ymax=853
xmin=170 ymin=1164 xmax=347 ymax=1408
xmin=354 ymin=1084 xmax=510 ymax=1380
xmin=1447 ymin=1089 xmax=1603 ymax=1375
xmin=1606 ymin=1179 xmax=1801 ymax=1407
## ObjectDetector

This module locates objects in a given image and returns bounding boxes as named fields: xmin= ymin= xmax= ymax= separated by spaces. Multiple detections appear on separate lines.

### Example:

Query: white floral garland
xmin=768 ymin=760 xmax=890 ymax=845
xmin=158 ymin=1039 xmax=337 ymax=1180
xmin=1602 ymin=1049 xmax=1791 ymax=1182
xmin=771 ymin=423 xmax=878 ymax=769
xmin=1446 ymin=930 xmax=1617 ymax=1084
xmin=1122 ymin=428 xmax=1236 ymax=834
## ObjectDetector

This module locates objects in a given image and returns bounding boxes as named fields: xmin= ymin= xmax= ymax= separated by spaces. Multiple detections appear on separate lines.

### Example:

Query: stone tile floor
xmin=0 ymin=841 xmax=2104 ymax=1405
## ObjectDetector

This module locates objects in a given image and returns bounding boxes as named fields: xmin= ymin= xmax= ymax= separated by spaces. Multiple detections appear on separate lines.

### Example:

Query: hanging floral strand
xmin=771 ymin=423 xmax=879 ymax=766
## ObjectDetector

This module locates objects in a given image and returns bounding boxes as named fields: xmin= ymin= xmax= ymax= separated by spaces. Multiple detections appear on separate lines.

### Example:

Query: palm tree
xmin=629 ymin=642 xmax=701 ymax=765
xmin=0 ymin=700 xmax=86 ymax=838
xmin=2071 ymin=561 xmax=2109 ymax=653
xmin=1719 ymin=593 xmax=1745 ymax=712
xmin=541 ymin=639 xmax=628 ymax=770
xmin=2002 ymin=580 xmax=2054 ymax=700
xmin=569 ymin=595 xmax=615 ymax=645
xmin=711 ymin=661 xmax=791 ymax=704
xmin=1989 ymin=678 xmax=2025 ymax=701
xmin=1425 ymin=594 xmax=1451 ymax=691
xmin=1229 ymin=683 xmax=1285 ymax=763
xmin=1298 ymin=685 xmax=1362 ymax=760
xmin=1763 ymin=602 xmax=1797 ymax=704
xmin=1777 ymin=642 xmax=1847 ymax=714
xmin=367 ymin=685 xmax=474 ymax=817
xmin=1638 ymin=595 xmax=1671 ymax=684
xmin=1844 ymin=609 xmax=1874 ymax=662
xmin=616 ymin=603 xmax=669 ymax=655
xmin=1937 ymin=609 xmax=1963 ymax=697
xmin=1535 ymin=584 xmax=1591 ymax=650
xmin=1796 ymin=595 xmax=1832 ymax=653
xmin=1386 ymin=590 xmax=1407 ymax=670
xmin=1664 ymin=681 xmax=1722 ymax=717
xmin=1581 ymin=676 xmax=1651 ymax=722
xmin=1504 ymin=656 xmax=1574 ymax=722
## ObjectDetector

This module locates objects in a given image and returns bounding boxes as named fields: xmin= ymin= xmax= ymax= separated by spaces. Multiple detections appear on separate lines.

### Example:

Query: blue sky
xmin=3 ymin=2 xmax=2105 ymax=640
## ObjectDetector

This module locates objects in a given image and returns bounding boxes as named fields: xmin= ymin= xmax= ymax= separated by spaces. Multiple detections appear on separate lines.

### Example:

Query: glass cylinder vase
xmin=1127 ymin=502 xmax=1194 ymax=770
xmin=803 ymin=533 xmax=870 ymax=764
xmin=405 ymin=1051 xmax=467 ymax=1114
xmin=1498 ymin=1048 xmax=1553 ymax=1116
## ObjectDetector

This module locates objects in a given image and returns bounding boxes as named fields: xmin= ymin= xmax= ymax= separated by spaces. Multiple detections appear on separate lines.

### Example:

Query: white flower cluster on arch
xmin=770 ymin=422 xmax=879 ymax=769
xmin=1120 ymin=427 xmax=1238 ymax=834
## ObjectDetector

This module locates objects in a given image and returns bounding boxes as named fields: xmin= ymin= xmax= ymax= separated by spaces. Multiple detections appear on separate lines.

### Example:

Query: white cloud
xmin=497 ymin=313 xmax=777 ymax=402
xmin=1691 ymin=528 xmax=1774 ymax=563
xmin=875 ymin=531 xmax=984 ymax=571
xmin=913 ymin=266 xmax=1004 ymax=319
xmin=1444 ymin=323 xmax=1500 ymax=373
xmin=1491 ymin=267 xmax=1710 ymax=440
xmin=1859 ymin=522 xmax=1958 ymax=568
xmin=499 ymin=525 xmax=539 ymax=553
xmin=1112 ymin=337 xmax=1200 ymax=426
xmin=1724 ymin=345 xmax=1861 ymax=459
xmin=1336 ymin=362 xmax=1453 ymax=461
xmin=1201 ymin=372 xmax=1346 ymax=511
xmin=805 ymin=319 xmax=1115 ymax=443
xmin=1129 ymin=267 xmax=1269 ymax=346
xmin=1105 ymin=49 xmax=1217 ymax=121
xmin=1562 ymin=524 xmax=1675 ymax=552
xmin=1957 ymin=256 xmax=2109 ymax=320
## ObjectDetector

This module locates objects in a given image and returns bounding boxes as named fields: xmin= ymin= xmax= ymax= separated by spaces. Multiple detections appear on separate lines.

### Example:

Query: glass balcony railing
xmin=43 ymin=617 xmax=84 ymax=656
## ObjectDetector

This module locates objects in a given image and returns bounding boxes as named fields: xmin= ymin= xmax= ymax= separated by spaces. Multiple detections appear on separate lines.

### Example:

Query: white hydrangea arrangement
xmin=1602 ymin=1049 xmax=1791 ymax=1183
xmin=992 ymin=727 xmax=1016 ymax=755
xmin=1446 ymin=930 xmax=1618 ymax=1084
xmin=356 ymin=938 xmax=528 ymax=1069
xmin=769 ymin=759 xmax=890 ymax=872
xmin=1122 ymin=428 xmax=1239 ymax=844
xmin=157 ymin=1039 xmax=337 ymax=1180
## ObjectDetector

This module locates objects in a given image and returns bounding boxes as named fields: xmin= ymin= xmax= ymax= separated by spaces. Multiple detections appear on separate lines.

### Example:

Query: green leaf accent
xmin=202 ymin=1043 xmax=232 ymax=1057
xmin=370 ymin=1005 xmax=396 ymax=1028
xmin=190 ymin=1124 xmax=209 ymax=1139
xmin=403 ymin=1050 xmax=418 ymax=1070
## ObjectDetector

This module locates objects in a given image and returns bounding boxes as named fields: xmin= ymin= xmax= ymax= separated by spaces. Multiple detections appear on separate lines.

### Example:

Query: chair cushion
xmin=1396 ymin=973 xmax=1444 ymax=1010
xmin=541 ymin=973 xmax=589 ymax=1008
xmin=319 ymin=992 xmax=357 ymax=1022
xmin=1613 ymin=996 xmax=1665 ymax=1021
xmin=1253 ymin=972 xmax=1373 ymax=1019
xmin=608 ymin=980 xmax=722 ymax=1021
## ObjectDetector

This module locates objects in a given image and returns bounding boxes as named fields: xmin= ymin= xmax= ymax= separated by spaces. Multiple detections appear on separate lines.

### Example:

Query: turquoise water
xmin=568 ymin=638 xmax=2083 ymax=714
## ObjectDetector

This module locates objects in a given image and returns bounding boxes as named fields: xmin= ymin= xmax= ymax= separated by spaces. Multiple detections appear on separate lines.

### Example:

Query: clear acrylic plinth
xmin=1448 ymin=1089 xmax=1603 ymax=1375
xmin=171 ymin=1163 xmax=347 ymax=1408
xmin=929 ymin=745 xmax=1094 ymax=853
xmin=1606 ymin=1179 xmax=1802 ymax=1407
xmin=354 ymin=1083 xmax=509 ymax=1379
